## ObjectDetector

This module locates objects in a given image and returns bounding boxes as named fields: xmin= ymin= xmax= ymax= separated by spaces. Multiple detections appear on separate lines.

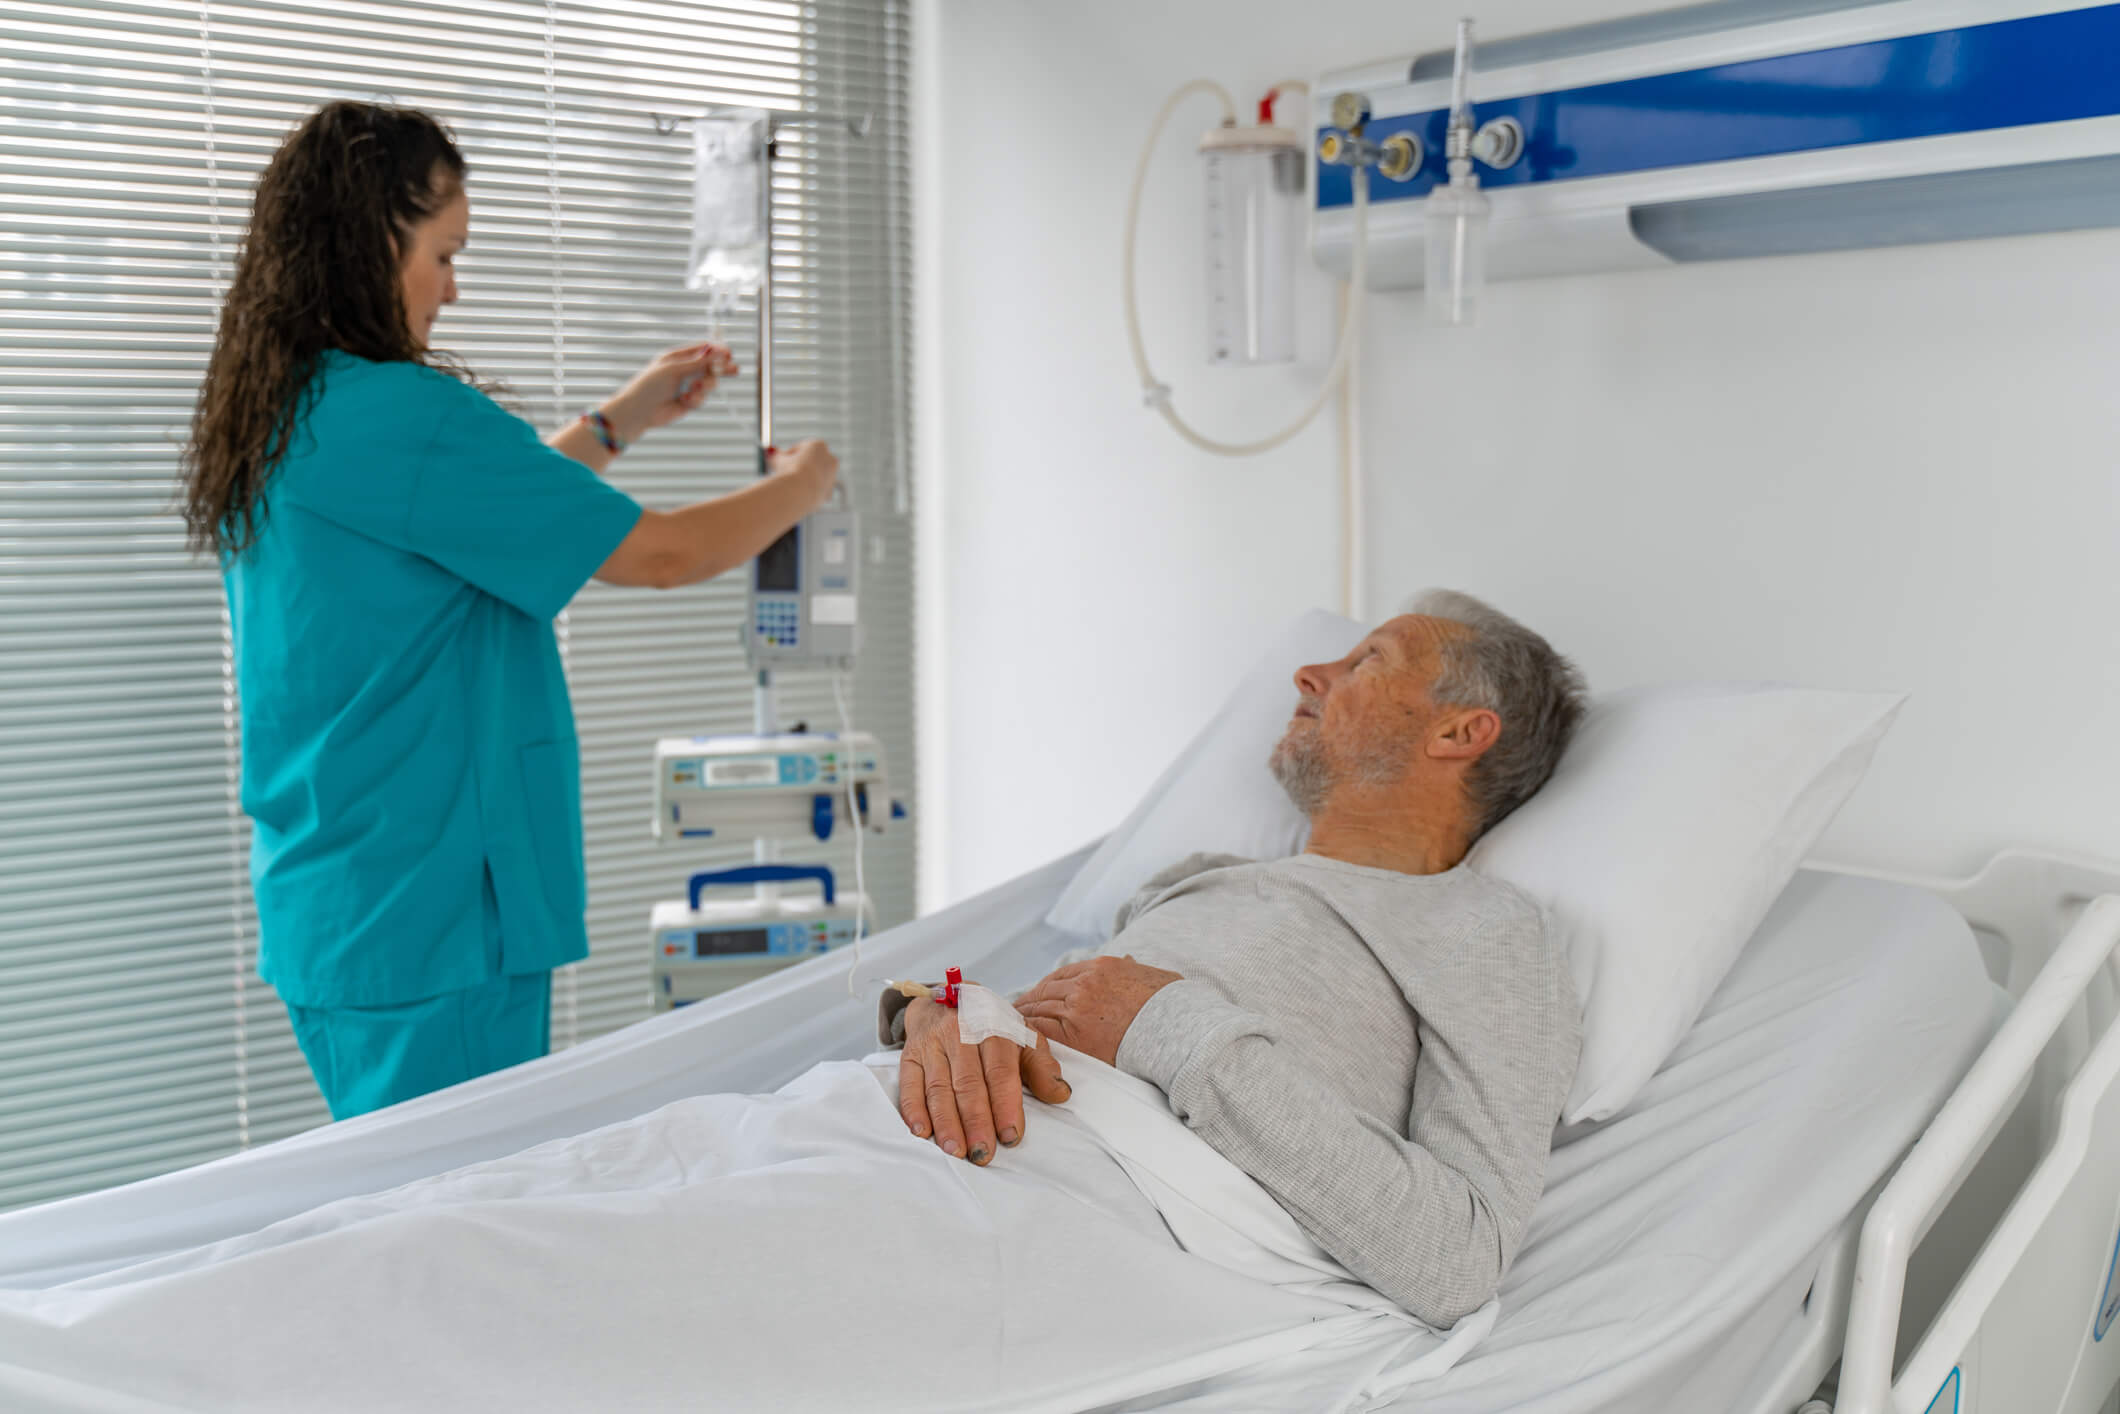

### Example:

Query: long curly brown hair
xmin=183 ymin=101 xmax=473 ymax=559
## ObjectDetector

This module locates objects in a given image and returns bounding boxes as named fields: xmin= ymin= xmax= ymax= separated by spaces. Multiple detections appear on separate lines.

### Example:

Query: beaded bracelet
xmin=580 ymin=409 xmax=627 ymax=455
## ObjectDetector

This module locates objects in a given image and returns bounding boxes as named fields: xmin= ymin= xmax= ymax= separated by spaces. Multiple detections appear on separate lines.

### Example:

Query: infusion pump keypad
xmin=754 ymin=596 xmax=801 ymax=649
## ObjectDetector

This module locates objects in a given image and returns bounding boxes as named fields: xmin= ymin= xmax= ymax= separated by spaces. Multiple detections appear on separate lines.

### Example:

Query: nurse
xmin=180 ymin=101 xmax=839 ymax=1119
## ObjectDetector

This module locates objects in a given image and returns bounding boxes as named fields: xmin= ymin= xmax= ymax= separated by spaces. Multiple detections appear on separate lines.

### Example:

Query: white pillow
xmin=1467 ymin=681 xmax=1902 ymax=1122
xmin=1045 ymin=609 xmax=1367 ymax=938
xmin=1045 ymin=609 xmax=1904 ymax=1125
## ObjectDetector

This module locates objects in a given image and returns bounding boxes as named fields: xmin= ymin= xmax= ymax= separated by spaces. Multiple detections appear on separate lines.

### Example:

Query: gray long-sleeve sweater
xmin=1106 ymin=852 xmax=1580 ymax=1327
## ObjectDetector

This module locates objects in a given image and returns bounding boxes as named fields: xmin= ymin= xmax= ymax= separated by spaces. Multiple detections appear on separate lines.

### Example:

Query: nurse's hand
xmin=607 ymin=342 xmax=739 ymax=436
xmin=899 ymin=996 xmax=1070 ymax=1165
xmin=769 ymin=439 xmax=839 ymax=509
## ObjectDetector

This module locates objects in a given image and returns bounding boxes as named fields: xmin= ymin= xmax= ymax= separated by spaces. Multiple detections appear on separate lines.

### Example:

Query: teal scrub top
xmin=226 ymin=351 xmax=642 ymax=1008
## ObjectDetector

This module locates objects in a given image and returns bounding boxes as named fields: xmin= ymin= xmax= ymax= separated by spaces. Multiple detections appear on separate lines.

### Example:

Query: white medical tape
xmin=953 ymin=983 xmax=1041 ymax=1049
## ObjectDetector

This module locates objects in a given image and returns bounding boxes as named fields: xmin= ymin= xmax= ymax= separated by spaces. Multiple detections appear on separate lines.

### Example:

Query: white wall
xmin=917 ymin=0 xmax=2120 ymax=908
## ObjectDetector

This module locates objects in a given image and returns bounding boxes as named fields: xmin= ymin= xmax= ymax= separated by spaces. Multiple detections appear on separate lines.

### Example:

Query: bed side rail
xmin=1829 ymin=860 xmax=2120 ymax=1414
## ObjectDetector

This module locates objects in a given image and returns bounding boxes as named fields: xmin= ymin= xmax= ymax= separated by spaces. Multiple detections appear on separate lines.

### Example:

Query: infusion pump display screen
xmin=695 ymin=929 xmax=771 ymax=958
xmin=755 ymin=529 xmax=800 ymax=592
xmin=652 ymin=917 xmax=859 ymax=1013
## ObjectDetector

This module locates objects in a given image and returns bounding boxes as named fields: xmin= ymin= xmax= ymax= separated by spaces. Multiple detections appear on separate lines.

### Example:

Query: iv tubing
xmin=834 ymin=669 xmax=868 ymax=996
xmin=1334 ymin=281 xmax=1365 ymax=619
xmin=1123 ymin=80 xmax=1370 ymax=458
xmin=1274 ymin=76 xmax=1363 ymax=618
xmin=1449 ymin=19 xmax=1475 ymax=130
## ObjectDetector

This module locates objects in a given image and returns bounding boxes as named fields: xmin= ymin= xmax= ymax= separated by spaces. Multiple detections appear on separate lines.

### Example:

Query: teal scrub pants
xmin=285 ymin=972 xmax=552 ymax=1121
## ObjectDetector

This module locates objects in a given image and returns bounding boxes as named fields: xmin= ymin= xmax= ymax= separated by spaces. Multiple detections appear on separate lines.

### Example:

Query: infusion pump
xmin=746 ymin=507 xmax=860 ymax=671
xmin=652 ymin=731 xmax=900 ymax=844
xmin=650 ymin=865 xmax=868 ymax=1010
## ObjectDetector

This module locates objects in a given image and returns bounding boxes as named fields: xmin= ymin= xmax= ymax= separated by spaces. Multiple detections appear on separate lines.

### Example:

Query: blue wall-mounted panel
xmin=1316 ymin=4 xmax=2120 ymax=208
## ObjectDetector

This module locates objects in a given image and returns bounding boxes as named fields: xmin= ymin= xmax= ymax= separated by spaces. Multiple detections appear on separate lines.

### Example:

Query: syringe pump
xmin=651 ymin=865 xmax=869 ymax=1010
xmin=652 ymin=731 xmax=902 ymax=844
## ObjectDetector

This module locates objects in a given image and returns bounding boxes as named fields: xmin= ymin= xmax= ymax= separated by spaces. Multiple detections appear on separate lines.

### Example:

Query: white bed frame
xmin=1751 ymin=850 xmax=2120 ymax=1414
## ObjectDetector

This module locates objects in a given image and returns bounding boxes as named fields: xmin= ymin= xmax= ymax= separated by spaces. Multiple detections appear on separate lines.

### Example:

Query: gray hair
xmin=1403 ymin=588 xmax=1587 ymax=841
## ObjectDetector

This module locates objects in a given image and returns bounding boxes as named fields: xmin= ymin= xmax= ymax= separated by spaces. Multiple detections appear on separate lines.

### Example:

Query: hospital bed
xmin=0 ymin=844 xmax=2115 ymax=1413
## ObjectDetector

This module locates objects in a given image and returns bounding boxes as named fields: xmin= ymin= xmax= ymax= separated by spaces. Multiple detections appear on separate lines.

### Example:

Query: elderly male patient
xmin=883 ymin=590 xmax=1587 ymax=1327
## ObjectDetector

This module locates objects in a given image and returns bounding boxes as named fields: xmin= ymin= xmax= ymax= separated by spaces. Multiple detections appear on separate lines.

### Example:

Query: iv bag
xmin=1200 ymin=125 xmax=1303 ymax=366
xmin=688 ymin=110 xmax=768 ymax=295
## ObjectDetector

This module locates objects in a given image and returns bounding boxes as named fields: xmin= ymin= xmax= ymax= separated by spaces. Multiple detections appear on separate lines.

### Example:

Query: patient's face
xmin=1269 ymin=616 xmax=1456 ymax=814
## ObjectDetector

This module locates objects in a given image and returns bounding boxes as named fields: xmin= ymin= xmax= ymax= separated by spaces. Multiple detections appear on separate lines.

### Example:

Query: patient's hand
xmin=899 ymin=998 xmax=1070 ymax=1165
xmin=1015 ymin=955 xmax=1182 ymax=1067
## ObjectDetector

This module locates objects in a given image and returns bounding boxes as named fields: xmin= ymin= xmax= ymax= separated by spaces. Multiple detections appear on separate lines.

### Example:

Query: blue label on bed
xmin=2097 ymin=1221 xmax=2120 ymax=1341
xmin=1924 ymin=1367 xmax=1959 ymax=1414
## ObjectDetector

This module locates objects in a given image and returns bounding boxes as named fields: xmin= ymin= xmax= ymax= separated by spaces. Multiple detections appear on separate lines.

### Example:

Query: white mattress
xmin=0 ymin=852 xmax=2000 ymax=1414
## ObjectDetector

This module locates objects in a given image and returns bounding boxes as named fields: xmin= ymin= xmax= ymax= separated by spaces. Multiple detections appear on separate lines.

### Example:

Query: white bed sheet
xmin=0 ymin=846 xmax=1100 ymax=1291
xmin=0 ymin=851 xmax=1999 ymax=1414
xmin=0 ymin=1049 xmax=1497 ymax=1413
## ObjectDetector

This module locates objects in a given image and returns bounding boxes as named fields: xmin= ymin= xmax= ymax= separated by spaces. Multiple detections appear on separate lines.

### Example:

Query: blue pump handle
xmin=687 ymin=865 xmax=837 ymax=910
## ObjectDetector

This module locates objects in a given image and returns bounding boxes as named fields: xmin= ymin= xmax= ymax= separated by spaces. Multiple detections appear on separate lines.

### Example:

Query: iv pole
xmin=695 ymin=109 xmax=873 ymax=885
xmin=754 ymin=118 xmax=777 ymax=746
xmin=650 ymin=103 xmax=882 ymax=971
xmin=654 ymin=105 xmax=872 ymax=898
xmin=720 ymin=107 xmax=871 ymax=745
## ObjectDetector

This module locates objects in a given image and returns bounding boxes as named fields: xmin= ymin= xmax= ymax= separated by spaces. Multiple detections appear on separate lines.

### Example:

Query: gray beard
xmin=1270 ymin=717 xmax=1420 ymax=819
xmin=1269 ymin=728 xmax=1333 ymax=818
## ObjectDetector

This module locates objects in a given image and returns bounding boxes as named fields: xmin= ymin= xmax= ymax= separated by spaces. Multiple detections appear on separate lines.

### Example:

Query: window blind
xmin=0 ymin=0 xmax=915 ymax=1210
